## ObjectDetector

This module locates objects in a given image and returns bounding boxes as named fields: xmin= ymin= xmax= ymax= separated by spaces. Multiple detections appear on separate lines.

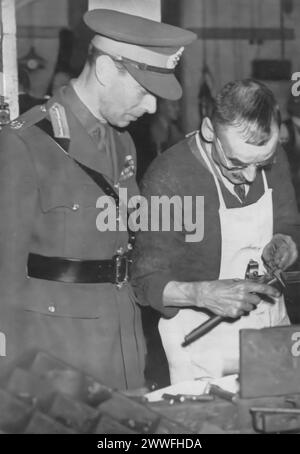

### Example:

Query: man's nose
xmin=143 ymin=94 xmax=157 ymax=114
xmin=242 ymin=164 xmax=257 ymax=183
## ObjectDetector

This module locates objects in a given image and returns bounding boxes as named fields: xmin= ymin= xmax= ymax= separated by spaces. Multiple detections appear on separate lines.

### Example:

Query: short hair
xmin=211 ymin=79 xmax=281 ymax=146
xmin=86 ymin=43 xmax=127 ymax=74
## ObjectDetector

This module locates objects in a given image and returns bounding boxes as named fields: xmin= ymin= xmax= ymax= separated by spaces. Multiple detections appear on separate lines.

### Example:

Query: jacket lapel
xmin=66 ymin=109 xmax=113 ymax=179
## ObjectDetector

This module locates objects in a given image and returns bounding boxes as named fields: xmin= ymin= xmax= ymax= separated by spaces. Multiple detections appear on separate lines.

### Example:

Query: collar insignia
xmin=120 ymin=155 xmax=135 ymax=181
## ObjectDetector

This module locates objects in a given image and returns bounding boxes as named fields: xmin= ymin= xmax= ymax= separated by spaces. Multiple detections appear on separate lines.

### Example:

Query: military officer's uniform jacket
xmin=0 ymin=84 xmax=145 ymax=390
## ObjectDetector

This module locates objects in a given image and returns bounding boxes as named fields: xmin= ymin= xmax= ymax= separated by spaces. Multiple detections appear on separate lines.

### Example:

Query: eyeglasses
xmin=215 ymin=137 xmax=276 ymax=171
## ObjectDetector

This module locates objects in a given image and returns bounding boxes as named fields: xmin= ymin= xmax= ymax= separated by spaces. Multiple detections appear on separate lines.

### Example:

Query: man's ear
xmin=95 ymin=55 xmax=117 ymax=86
xmin=201 ymin=117 xmax=214 ymax=143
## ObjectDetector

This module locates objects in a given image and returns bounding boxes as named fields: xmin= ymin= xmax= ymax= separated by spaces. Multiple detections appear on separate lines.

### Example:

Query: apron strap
xmin=261 ymin=169 xmax=269 ymax=191
xmin=188 ymin=132 xmax=227 ymax=208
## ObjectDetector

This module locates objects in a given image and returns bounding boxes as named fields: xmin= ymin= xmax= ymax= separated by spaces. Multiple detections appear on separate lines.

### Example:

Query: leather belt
xmin=27 ymin=253 xmax=131 ymax=286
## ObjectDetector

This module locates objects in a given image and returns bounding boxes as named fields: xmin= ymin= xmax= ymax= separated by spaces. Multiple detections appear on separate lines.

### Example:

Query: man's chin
xmin=221 ymin=169 xmax=243 ymax=184
xmin=117 ymin=117 xmax=138 ymax=128
xmin=231 ymin=177 xmax=246 ymax=184
xmin=109 ymin=119 xmax=131 ymax=128
xmin=226 ymin=175 xmax=248 ymax=185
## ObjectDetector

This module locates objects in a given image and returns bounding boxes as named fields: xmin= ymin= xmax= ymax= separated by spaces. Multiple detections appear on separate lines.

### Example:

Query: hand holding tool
xmin=182 ymin=259 xmax=277 ymax=348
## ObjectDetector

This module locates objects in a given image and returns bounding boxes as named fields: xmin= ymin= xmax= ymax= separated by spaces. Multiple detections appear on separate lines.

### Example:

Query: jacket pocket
xmin=38 ymin=182 xmax=75 ymax=213
xmin=20 ymin=278 xmax=112 ymax=319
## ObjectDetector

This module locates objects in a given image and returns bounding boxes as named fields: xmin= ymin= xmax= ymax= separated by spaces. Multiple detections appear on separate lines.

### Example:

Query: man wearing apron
xmin=133 ymin=80 xmax=299 ymax=384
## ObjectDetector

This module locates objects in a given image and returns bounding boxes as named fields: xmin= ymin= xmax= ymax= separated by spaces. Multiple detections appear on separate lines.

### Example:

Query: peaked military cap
xmin=84 ymin=9 xmax=196 ymax=100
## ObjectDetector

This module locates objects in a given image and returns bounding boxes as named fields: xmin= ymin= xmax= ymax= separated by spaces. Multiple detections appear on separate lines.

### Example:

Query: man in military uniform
xmin=0 ymin=9 xmax=195 ymax=389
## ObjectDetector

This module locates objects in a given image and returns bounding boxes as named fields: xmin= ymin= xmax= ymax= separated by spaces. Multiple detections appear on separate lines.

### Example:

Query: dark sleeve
xmin=271 ymin=145 xmax=300 ymax=256
xmin=0 ymin=129 xmax=37 ymax=307
xmin=131 ymin=163 xmax=184 ymax=319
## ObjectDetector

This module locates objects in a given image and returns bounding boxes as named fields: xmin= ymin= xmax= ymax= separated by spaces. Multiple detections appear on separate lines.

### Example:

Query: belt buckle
xmin=114 ymin=253 xmax=130 ymax=289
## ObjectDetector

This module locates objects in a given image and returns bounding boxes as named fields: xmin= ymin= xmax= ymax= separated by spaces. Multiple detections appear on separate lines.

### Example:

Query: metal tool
xmin=208 ymin=384 xmax=236 ymax=402
xmin=182 ymin=315 xmax=223 ymax=347
xmin=270 ymin=268 xmax=286 ymax=289
xmin=261 ymin=252 xmax=287 ymax=289
xmin=182 ymin=258 xmax=297 ymax=348
xmin=162 ymin=393 xmax=214 ymax=404
xmin=182 ymin=259 xmax=260 ymax=347
xmin=181 ymin=260 xmax=300 ymax=347
xmin=245 ymin=259 xmax=259 ymax=279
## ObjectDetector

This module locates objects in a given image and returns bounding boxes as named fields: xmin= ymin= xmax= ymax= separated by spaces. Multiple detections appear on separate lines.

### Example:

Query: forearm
xmin=163 ymin=277 xmax=281 ymax=318
xmin=163 ymin=280 xmax=208 ymax=308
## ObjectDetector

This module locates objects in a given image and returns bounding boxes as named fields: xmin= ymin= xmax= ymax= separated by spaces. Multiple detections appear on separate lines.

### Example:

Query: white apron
xmin=159 ymin=133 xmax=289 ymax=384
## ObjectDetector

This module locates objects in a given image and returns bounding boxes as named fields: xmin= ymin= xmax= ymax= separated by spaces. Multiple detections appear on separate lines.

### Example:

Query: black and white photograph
xmin=0 ymin=0 xmax=300 ymax=440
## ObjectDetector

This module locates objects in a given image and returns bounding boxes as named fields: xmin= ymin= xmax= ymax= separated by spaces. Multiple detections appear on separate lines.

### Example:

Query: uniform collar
xmin=45 ymin=84 xmax=113 ymax=179
xmin=62 ymin=82 xmax=104 ymax=135
xmin=46 ymin=83 xmax=128 ymax=183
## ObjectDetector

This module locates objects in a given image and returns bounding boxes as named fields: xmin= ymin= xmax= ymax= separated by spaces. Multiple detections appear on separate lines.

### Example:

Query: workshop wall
xmin=89 ymin=0 xmax=161 ymax=20
xmin=14 ymin=0 xmax=300 ymax=130
xmin=15 ymin=0 xmax=160 ymax=98
xmin=16 ymin=0 xmax=69 ymax=97
xmin=180 ymin=0 xmax=300 ymax=132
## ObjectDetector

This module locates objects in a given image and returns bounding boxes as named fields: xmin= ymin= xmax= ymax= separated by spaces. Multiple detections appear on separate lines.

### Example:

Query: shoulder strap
xmin=8 ymin=104 xmax=48 ymax=133
xmin=74 ymin=160 xmax=119 ymax=205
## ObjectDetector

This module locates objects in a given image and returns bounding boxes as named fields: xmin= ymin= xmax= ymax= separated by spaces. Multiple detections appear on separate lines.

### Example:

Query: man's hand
xmin=262 ymin=234 xmax=298 ymax=271
xmin=194 ymin=279 xmax=281 ymax=318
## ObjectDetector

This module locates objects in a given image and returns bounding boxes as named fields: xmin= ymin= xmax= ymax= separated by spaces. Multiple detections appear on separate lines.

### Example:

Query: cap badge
xmin=166 ymin=47 xmax=184 ymax=69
